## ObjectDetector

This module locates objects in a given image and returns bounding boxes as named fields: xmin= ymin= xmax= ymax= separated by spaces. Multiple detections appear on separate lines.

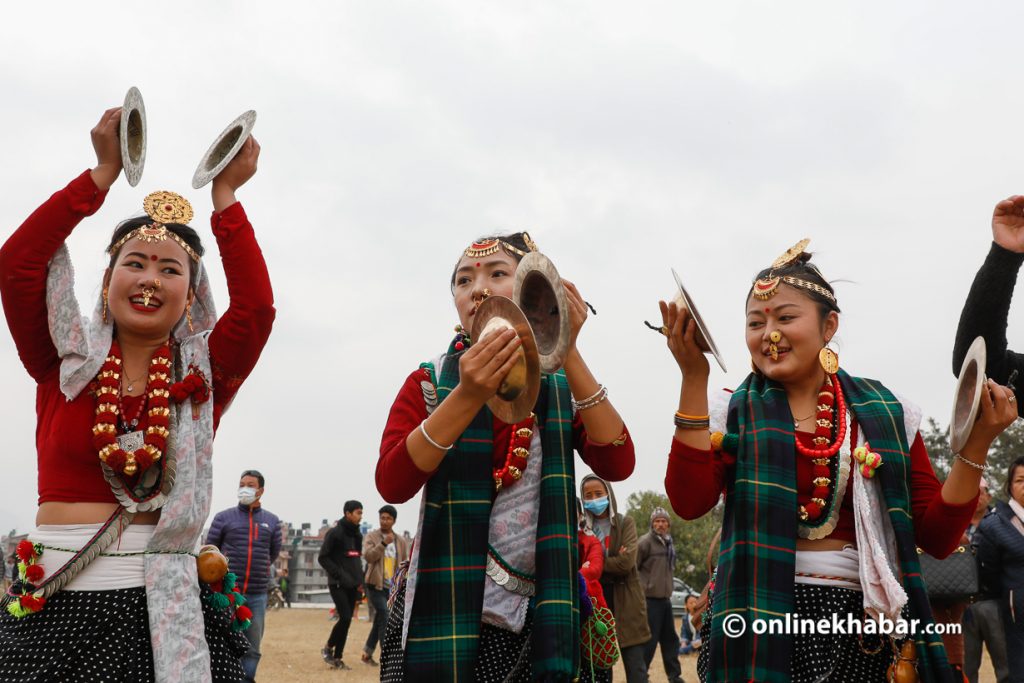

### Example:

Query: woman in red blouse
xmin=659 ymin=240 xmax=1015 ymax=683
xmin=376 ymin=233 xmax=634 ymax=682
xmin=0 ymin=107 xmax=274 ymax=681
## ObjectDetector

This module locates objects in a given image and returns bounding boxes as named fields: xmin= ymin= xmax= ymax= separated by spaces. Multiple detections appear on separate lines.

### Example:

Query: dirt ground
xmin=257 ymin=607 xmax=997 ymax=682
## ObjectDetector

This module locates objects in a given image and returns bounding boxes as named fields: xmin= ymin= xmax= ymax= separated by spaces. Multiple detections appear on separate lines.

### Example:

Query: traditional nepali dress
xmin=376 ymin=344 xmax=634 ymax=682
xmin=667 ymin=371 xmax=978 ymax=683
xmin=0 ymin=171 xmax=274 ymax=682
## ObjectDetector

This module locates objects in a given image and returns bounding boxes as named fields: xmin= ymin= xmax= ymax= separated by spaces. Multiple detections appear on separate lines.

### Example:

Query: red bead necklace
xmin=494 ymin=414 xmax=535 ymax=492
xmin=92 ymin=340 xmax=172 ymax=477
xmin=794 ymin=373 xmax=847 ymax=459
xmin=796 ymin=374 xmax=847 ymax=523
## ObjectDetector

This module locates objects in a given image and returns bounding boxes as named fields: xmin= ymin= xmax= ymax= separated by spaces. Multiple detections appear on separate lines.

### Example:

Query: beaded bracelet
xmin=419 ymin=421 xmax=454 ymax=451
xmin=572 ymin=385 xmax=608 ymax=412
xmin=954 ymin=452 xmax=989 ymax=472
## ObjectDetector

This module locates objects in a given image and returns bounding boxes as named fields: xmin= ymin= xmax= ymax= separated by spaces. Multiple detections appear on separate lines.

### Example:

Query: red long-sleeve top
xmin=377 ymin=367 xmax=635 ymax=503
xmin=0 ymin=171 xmax=275 ymax=504
xmin=666 ymin=430 xmax=977 ymax=559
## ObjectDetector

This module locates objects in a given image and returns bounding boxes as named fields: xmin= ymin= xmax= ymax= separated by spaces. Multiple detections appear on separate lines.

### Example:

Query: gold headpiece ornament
xmin=108 ymin=191 xmax=200 ymax=263
xmin=752 ymin=238 xmax=836 ymax=304
xmin=464 ymin=232 xmax=539 ymax=259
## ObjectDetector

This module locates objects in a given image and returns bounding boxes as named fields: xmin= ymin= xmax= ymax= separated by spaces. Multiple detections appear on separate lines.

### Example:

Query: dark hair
xmin=1006 ymin=456 xmax=1024 ymax=499
xmin=748 ymin=252 xmax=841 ymax=318
xmin=107 ymin=217 xmax=205 ymax=285
xmin=344 ymin=500 xmax=363 ymax=514
xmin=449 ymin=232 xmax=533 ymax=292
xmin=379 ymin=504 xmax=398 ymax=519
xmin=240 ymin=469 xmax=264 ymax=488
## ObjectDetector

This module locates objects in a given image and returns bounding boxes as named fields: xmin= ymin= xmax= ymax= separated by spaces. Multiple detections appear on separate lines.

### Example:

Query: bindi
xmin=150 ymin=255 xmax=158 ymax=262
xmin=476 ymin=262 xmax=481 ymax=268
xmin=764 ymin=307 xmax=771 ymax=313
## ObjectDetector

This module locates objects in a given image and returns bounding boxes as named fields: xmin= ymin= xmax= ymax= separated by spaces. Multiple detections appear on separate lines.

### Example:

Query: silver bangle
xmin=419 ymin=421 xmax=453 ymax=451
xmin=572 ymin=385 xmax=608 ymax=412
xmin=954 ymin=452 xmax=989 ymax=472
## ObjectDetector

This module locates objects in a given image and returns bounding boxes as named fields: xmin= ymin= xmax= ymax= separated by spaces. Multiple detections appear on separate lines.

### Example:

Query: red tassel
xmin=25 ymin=564 xmax=44 ymax=583
xmin=20 ymin=594 xmax=45 ymax=612
xmin=16 ymin=541 xmax=35 ymax=563
xmin=106 ymin=450 xmax=128 ymax=472
xmin=133 ymin=450 xmax=153 ymax=472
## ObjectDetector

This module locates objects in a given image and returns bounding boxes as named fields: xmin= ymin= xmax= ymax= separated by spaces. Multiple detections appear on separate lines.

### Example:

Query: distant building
xmin=281 ymin=519 xmax=332 ymax=604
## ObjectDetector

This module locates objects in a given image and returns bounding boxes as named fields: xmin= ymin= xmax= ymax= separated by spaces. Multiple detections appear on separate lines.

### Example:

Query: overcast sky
xmin=1 ymin=1 xmax=1022 ymax=536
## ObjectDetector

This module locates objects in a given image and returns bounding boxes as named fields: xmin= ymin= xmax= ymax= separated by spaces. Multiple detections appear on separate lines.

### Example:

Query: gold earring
xmin=102 ymin=287 xmax=109 ymax=323
xmin=186 ymin=302 xmax=194 ymax=333
xmin=819 ymin=345 xmax=839 ymax=375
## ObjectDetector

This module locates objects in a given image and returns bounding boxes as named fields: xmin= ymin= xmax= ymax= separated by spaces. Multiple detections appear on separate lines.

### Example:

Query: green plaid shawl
xmin=405 ymin=349 xmax=580 ymax=681
xmin=708 ymin=370 xmax=953 ymax=682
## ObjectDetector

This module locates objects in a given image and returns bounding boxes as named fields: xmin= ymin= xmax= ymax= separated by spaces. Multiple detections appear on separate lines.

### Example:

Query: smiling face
xmin=452 ymin=251 xmax=520 ymax=332
xmin=106 ymin=235 xmax=193 ymax=338
xmin=746 ymin=284 xmax=838 ymax=385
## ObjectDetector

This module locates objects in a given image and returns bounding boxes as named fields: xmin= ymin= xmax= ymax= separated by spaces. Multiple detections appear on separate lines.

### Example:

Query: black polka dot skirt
xmin=0 ymin=586 xmax=247 ymax=682
xmin=697 ymin=583 xmax=902 ymax=682
xmin=380 ymin=580 xmax=534 ymax=683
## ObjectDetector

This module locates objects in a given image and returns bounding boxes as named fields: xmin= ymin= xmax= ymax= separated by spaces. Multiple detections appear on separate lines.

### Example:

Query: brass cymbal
xmin=471 ymin=296 xmax=541 ymax=424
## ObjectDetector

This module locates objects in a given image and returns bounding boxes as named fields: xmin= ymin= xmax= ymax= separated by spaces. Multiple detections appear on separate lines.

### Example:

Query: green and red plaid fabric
xmin=404 ymin=349 xmax=579 ymax=681
xmin=707 ymin=370 xmax=954 ymax=682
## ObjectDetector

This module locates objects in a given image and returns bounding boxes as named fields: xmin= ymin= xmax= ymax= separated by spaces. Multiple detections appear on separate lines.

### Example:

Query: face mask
xmin=583 ymin=497 xmax=609 ymax=515
xmin=238 ymin=487 xmax=258 ymax=506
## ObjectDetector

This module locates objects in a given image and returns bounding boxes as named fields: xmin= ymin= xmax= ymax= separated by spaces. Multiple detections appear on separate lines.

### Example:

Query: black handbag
xmin=917 ymin=544 xmax=979 ymax=602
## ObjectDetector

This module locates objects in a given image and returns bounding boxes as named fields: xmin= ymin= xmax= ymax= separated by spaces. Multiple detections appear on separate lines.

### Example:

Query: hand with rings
xmin=963 ymin=379 xmax=1018 ymax=459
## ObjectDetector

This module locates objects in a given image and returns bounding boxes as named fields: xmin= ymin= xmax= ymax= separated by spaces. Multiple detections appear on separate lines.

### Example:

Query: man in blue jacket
xmin=206 ymin=469 xmax=282 ymax=683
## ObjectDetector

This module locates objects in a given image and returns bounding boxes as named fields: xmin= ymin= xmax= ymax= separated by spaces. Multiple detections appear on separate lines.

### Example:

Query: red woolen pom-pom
xmin=235 ymin=605 xmax=253 ymax=622
xmin=455 ymin=342 xmax=465 ymax=351
xmin=16 ymin=540 xmax=35 ymax=563
xmin=19 ymin=594 xmax=45 ymax=612
xmin=133 ymin=451 xmax=154 ymax=472
xmin=25 ymin=564 xmax=44 ymax=583
xmin=804 ymin=502 xmax=822 ymax=518
xmin=820 ymin=393 xmax=835 ymax=407
xmin=106 ymin=450 xmax=128 ymax=472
